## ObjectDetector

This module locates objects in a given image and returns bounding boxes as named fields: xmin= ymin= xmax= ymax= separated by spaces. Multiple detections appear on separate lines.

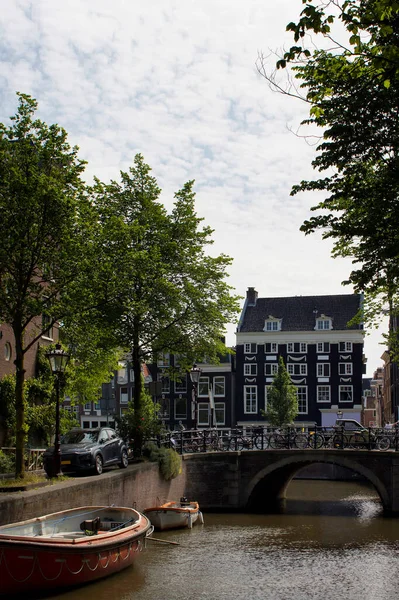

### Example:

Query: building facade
xmin=235 ymin=288 xmax=365 ymax=428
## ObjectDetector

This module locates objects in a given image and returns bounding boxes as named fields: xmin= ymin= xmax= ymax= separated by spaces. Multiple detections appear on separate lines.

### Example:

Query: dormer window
xmin=264 ymin=316 xmax=282 ymax=332
xmin=315 ymin=314 xmax=332 ymax=330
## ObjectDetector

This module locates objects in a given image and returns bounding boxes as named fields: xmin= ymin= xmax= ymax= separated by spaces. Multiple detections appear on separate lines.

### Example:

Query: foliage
xmin=260 ymin=0 xmax=399 ymax=352
xmin=0 ymin=375 xmax=17 ymax=445
xmin=262 ymin=357 xmax=299 ymax=427
xmin=144 ymin=443 xmax=182 ymax=481
xmin=91 ymin=154 xmax=241 ymax=450
xmin=115 ymin=381 xmax=162 ymax=444
xmin=0 ymin=93 xmax=90 ymax=477
xmin=0 ymin=450 xmax=14 ymax=474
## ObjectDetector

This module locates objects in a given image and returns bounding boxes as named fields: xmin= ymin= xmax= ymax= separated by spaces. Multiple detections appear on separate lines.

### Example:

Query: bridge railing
xmin=151 ymin=426 xmax=399 ymax=453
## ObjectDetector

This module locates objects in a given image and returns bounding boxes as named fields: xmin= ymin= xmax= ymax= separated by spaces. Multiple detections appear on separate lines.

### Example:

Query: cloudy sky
xmin=0 ymin=1 xmax=386 ymax=376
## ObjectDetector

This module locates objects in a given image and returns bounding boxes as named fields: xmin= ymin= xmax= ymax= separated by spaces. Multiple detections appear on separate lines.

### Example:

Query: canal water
xmin=34 ymin=480 xmax=399 ymax=600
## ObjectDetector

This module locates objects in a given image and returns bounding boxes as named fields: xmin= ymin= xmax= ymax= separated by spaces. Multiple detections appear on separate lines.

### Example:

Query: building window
xmin=198 ymin=402 xmax=210 ymax=426
xmin=244 ymin=343 xmax=257 ymax=354
xmin=175 ymin=375 xmax=187 ymax=393
xmin=4 ymin=342 xmax=11 ymax=361
xmin=316 ymin=318 xmax=332 ymax=330
xmin=287 ymin=342 xmax=307 ymax=353
xmin=317 ymin=386 xmax=331 ymax=403
xmin=215 ymin=402 xmax=225 ymax=425
xmin=175 ymin=396 xmax=187 ymax=420
xmin=264 ymin=319 xmax=281 ymax=331
xmin=159 ymin=397 xmax=170 ymax=419
xmin=214 ymin=376 xmax=225 ymax=396
xmin=84 ymin=402 xmax=91 ymax=411
xmin=120 ymin=388 xmax=129 ymax=404
xmin=339 ymin=363 xmax=353 ymax=375
xmin=265 ymin=363 xmax=278 ymax=376
xmin=83 ymin=421 xmax=90 ymax=428
xmin=339 ymin=386 xmax=353 ymax=402
xmin=265 ymin=342 xmax=278 ymax=353
xmin=198 ymin=376 xmax=210 ymax=397
xmin=297 ymin=386 xmax=308 ymax=414
xmin=339 ymin=342 xmax=353 ymax=352
xmin=317 ymin=363 xmax=330 ymax=377
xmin=117 ymin=365 xmax=127 ymax=383
xmin=157 ymin=352 xmax=170 ymax=367
xmin=288 ymin=363 xmax=307 ymax=376
xmin=158 ymin=375 xmax=170 ymax=394
xmin=317 ymin=342 xmax=330 ymax=353
xmin=244 ymin=386 xmax=257 ymax=413
xmin=41 ymin=314 xmax=54 ymax=340
xmin=244 ymin=363 xmax=257 ymax=376
xmin=94 ymin=402 xmax=101 ymax=410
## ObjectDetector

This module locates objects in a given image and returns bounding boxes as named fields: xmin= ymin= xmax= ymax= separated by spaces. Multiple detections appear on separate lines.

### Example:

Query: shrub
xmin=0 ymin=450 xmax=15 ymax=474
xmin=144 ymin=443 xmax=182 ymax=480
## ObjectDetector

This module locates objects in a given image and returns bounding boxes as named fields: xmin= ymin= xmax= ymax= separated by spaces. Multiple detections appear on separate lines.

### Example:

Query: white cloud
xmin=0 ymin=0 xmax=386 ymax=375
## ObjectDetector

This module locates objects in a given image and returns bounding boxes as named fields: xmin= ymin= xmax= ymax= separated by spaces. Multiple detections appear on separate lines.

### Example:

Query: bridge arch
xmin=244 ymin=454 xmax=390 ymax=512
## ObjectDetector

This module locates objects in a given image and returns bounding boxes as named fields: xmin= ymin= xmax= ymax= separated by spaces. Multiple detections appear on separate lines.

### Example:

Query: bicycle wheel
xmin=268 ymin=434 xmax=285 ymax=449
xmin=229 ymin=436 xmax=243 ymax=451
xmin=294 ymin=433 xmax=308 ymax=449
xmin=376 ymin=435 xmax=391 ymax=451
xmin=253 ymin=434 xmax=267 ymax=450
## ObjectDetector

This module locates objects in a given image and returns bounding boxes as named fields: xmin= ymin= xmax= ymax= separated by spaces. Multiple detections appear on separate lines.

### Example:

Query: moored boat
xmin=0 ymin=505 xmax=152 ymax=596
xmin=144 ymin=497 xmax=203 ymax=531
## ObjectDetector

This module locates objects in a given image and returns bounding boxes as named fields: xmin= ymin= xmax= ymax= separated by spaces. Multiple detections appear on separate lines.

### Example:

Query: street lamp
xmin=337 ymin=410 xmax=343 ymax=419
xmin=46 ymin=343 xmax=70 ymax=477
xmin=189 ymin=364 xmax=202 ymax=430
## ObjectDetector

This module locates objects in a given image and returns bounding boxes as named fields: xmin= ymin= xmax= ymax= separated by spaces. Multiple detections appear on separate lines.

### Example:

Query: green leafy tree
xmin=92 ymin=154 xmax=241 ymax=450
xmin=262 ymin=357 xmax=298 ymax=427
xmin=0 ymin=93 xmax=90 ymax=477
xmin=258 ymin=0 xmax=399 ymax=352
xmin=115 ymin=379 xmax=162 ymax=444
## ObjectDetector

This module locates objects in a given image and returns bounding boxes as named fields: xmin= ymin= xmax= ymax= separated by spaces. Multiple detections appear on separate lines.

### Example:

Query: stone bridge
xmin=182 ymin=449 xmax=399 ymax=515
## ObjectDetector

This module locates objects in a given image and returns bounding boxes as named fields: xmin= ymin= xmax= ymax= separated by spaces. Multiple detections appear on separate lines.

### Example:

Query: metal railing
xmin=151 ymin=426 xmax=399 ymax=453
xmin=0 ymin=447 xmax=46 ymax=471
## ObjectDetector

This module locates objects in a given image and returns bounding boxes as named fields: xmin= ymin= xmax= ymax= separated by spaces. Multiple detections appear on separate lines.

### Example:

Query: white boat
xmin=144 ymin=497 xmax=203 ymax=531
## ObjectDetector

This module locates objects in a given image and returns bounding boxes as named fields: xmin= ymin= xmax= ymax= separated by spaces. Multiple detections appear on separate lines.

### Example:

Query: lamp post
xmin=337 ymin=410 xmax=343 ymax=419
xmin=46 ymin=343 xmax=70 ymax=477
xmin=189 ymin=364 xmax=202 ymax=430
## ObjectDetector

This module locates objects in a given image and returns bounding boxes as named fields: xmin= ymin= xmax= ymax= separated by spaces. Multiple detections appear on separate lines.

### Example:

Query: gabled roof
xmin=238 ymin=293 xmax=362 ymax=333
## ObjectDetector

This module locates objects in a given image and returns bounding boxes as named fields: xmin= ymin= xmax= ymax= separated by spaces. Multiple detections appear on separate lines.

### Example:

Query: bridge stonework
xmin=182 ymin=450 xmax=399 ymax=515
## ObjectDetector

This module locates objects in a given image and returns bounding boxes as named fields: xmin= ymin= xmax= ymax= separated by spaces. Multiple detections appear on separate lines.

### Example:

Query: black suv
xmin=332 ymin=419 xmax=375 ymax=448
xmin=43 ymin=427 xmax=129 ymax=476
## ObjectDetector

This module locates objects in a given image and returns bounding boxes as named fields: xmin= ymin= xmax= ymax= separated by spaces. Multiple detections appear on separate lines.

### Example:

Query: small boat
xmin=144 ymin=497 xmax=203 ymax=531
xmin=0 ymin=505 xmax=152 ymax=596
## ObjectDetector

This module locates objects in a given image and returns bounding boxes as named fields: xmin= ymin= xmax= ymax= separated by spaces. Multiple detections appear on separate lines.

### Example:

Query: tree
xmin=0 ymin=93 xmax=89 ymax=477
xmin=262 ymin=357 xmax=298 ymax=427
xmin=258 ymin=0 xmax=399 ymax=350
xmin=92 ymin=154 xmax=241 ymax=450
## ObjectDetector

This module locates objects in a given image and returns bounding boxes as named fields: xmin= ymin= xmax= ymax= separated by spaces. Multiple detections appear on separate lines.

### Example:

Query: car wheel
xmin=94 ymin=454 xmax=103 ymax=475
xmin=119 ymin=449 xmax=129 ymax=469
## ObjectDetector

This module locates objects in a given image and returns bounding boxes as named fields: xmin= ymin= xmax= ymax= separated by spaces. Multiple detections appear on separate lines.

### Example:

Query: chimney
xmin=246 ymin=287 xmax=258 ymax=306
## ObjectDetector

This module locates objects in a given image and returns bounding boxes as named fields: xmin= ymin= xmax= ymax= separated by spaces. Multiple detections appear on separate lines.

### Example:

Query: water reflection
xmin=31 ymin=481 xmax=399 ymax=600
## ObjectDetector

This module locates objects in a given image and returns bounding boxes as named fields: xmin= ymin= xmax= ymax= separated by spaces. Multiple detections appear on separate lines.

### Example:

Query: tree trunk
xmin=132 ymin=320 xmax=143 ymax=454
xmin=14 ymin=328 xmax=26 ymax=479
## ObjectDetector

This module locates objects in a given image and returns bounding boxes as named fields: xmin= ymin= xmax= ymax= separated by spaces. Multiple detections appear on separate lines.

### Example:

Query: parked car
xmin=332 ymin=419 xmax=375 ymax=448
xmin=43 ymin=427 xmax=129 ymax=477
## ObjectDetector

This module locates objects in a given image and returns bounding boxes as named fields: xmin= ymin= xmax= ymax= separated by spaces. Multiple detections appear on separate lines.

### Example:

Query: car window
xmin=345 ymin=422 xmax=357 ymax=430
xmin=98 ymin=430 xmax=110 ymax=443
xmin=61 ymin=431 xmax=98 ymax=444
xmin=107 ymin=429 xmax=117 ymax=440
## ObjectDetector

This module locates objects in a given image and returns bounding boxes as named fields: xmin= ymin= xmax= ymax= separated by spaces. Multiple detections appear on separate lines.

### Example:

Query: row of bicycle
xmin=167 ymin=428 xmax=399 ymax=452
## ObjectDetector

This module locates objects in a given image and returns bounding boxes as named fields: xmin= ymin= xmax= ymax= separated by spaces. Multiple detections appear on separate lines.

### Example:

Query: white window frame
xmin=297 ymin=386 xmax=308 ymax=414
xmin=339 ymin=385 xmax=353 ymax=403
xmin=264 ymin=363 xmax=278 ymax=376
xmin=317 ymin=363 xmax=330 ymax=377
xmin=287 ymin=342 xmax=307 ymax=353
xmin=215 ymin=402 xmax=225 ymax=425
xmin=244 ymin=363 xmax=257 ymax=376
xmin=84 ymin=402 xmax=91 ymax=411
xmin=288 ymin=363 xmax=307 ymax=376
xmin=264 ymin=319 xmax=281 ymax=332
xmin=157 ymin=352 xmax=170 ymax=367
xmin=265 ymin=342 xmax=278 ymax=354
xmin=158 ymin=374 xmax=170 ymax=394
xmin=339 ymin=341 xmax=353 ymax=352
xmin=316 ymin=319 xmax=332 ymax=330
xmin=244 ymin=385 xmax=257 ymax=414
xmin=213 ymin=376 xmax=225 ymax=397
xmin=198 ymin=376 xmax=210 ymax=397
xmin=244 ymin=343 xmax=257 ymax=354
xmin=120 ymin=387 xmax=129 ymax=404
xmin=197 ymin=402 xmax=210 ymax=426
xmin=339 ymin=363 xmax=353 ymax=375
xmin=317 ymin=342 xmax=330 ymax=353
xmin=175 ymin=375 xmax=187 ymax=393
xmin=317 ymin=385 xmax=331 ymax=403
